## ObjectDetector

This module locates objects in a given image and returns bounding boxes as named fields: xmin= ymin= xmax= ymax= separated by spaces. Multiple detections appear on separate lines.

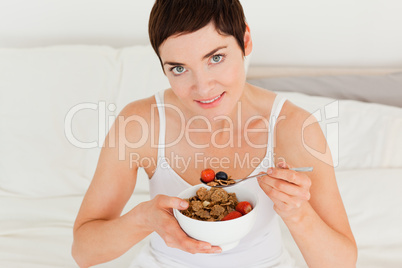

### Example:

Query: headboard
xmin=1 ymin=0 xmax=401 ymax=68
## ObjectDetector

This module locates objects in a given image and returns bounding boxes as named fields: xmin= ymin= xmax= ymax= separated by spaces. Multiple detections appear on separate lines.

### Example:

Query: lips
xmin=198 ymin=94 xmax=222 ymax=104
xmin=195 ymin=92 xmax=225 ymax=108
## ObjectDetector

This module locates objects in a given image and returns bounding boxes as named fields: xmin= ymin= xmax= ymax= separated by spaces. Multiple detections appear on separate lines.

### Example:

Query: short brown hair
xmin=148 ymin=0 xmax=247 ymax=62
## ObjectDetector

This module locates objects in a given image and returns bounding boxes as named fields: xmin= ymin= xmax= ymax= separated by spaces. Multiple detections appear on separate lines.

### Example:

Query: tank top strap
xmin=266 ymin=94 xmax=287 ymax=160
xmin=154 ymin=90 xmax=166 ymax=159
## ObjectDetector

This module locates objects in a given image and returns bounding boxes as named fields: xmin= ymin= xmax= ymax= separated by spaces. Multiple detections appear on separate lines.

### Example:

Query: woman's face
xmin=159 ymin=22 xmax=252 ymax=119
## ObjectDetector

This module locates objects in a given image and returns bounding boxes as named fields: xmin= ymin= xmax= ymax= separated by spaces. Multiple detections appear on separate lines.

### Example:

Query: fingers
xmin=163 ymin=219 xmax=222 ymax=254
xmin=162 ymin=220 xmax=221 ymax=254
xmin=155 ymin=195 xmax=189 ymax=211
xmin=257 ymin=162 xmax=312 ymax=209
xmin=261 ymin=177 xmax=310 ymax=201
xmin=260 ymin=183 xmax=307 ymax=209
xmin=152 ymin=195 xmax=221 ymax=254
xmin=277 ymin=160 xmax=290 ymax=169
xmin=173 ymin=236 xmax=222 ymax=254
xmin=264 ymin=166 xmax=311 ymax=188
xmin=259 ymin=183 xmax=290 ymax=203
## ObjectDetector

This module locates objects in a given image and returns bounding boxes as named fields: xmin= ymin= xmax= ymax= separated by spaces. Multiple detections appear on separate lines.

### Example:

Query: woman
xmin=72 ymin=1 xmax=357 ymax=267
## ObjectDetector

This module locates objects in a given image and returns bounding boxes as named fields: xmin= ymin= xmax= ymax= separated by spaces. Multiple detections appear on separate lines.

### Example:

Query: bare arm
xmin=72 ymin=100 xmax=220 ymax=267
xmin=71 ymin=102 xmax=151 ymax=267
xmin=258 ymin=102 xmax=357 ymax=267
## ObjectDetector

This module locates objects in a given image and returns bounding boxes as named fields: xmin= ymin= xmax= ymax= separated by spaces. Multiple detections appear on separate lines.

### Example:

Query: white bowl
xmin=173 ymin=184 xmax=258 ymax=251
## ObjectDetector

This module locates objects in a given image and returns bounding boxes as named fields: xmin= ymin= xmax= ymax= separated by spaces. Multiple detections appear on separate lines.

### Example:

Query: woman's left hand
xmin=257 ymin=161 xmax=312 ymax=222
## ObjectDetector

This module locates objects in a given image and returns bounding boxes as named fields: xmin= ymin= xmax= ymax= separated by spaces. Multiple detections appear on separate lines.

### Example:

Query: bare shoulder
xmin=105 ymin=95 xmax=159 ymax=166
xmin=275 ymin=100 xmax=333 ymax=168
xmin=119 ymin=95 xmax=157 ymax=120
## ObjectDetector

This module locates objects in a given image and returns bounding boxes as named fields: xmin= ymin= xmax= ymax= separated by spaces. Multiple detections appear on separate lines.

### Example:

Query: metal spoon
xmin=200 ymin=167 xmax=314 ymax=188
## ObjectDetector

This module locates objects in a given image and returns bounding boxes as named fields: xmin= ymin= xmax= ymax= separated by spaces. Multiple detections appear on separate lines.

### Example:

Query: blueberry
xmin=215 ymin=171 xmax=228 ymax=180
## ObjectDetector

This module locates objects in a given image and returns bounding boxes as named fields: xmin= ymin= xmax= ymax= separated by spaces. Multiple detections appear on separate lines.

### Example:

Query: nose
xmin=191 ymin=68 xmax=214 ymax=96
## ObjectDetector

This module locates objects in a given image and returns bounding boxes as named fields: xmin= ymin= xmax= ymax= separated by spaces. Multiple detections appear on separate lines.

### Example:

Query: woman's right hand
xmin=140 ymin=194 xmax=222 ymax=254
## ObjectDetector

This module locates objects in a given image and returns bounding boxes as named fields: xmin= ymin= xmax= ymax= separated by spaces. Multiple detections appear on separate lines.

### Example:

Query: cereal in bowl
xmin=180 ymin=187 xmax=252 ymax=221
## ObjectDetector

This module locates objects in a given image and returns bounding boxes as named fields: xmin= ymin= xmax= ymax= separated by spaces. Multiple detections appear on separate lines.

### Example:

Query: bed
xmin=1 ymin=1 xmax=402 ymax=267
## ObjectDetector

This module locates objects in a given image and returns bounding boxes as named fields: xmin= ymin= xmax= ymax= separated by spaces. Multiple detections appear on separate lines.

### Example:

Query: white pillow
xmin=113 ymin=45 xmax=170 ymax=115
xmin=0 ymin=45 xmax=167 ymax=197
xmin=276 ymin=91 xmax=402 ymax=170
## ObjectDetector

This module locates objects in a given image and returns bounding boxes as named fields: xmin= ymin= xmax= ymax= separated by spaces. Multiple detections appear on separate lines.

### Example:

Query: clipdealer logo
xmin=64 ymin=100 xmax=339 ymax=168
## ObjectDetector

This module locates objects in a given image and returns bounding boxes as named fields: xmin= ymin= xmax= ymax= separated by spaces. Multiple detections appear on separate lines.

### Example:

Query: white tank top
xmin=139 ymin=90 xmax=291 ymax=268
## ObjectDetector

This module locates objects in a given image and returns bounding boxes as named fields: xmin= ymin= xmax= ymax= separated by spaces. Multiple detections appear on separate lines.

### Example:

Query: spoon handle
xmin=290 ymin=167 xmax=314 ymax=172
xmin=236 ymin=166 xmax=314 ymax=182
xmin=235 ymin=173 xmax=265 ymax=181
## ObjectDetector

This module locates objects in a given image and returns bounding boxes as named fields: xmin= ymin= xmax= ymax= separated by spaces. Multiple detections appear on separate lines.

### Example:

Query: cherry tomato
xmin=236 ymin=201 xmax=253 ymax=215
xmin=221 ymin=211 xmax=243 ymax=221
xmin=201 ymin=169 xmax=215 ymax=183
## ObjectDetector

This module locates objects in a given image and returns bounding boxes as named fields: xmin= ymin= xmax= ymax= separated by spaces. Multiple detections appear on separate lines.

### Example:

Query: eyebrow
xmin=163 ymin=46 xmax=227 ymax=66
xmin=202 ymin=46 xmax=227 ymax=60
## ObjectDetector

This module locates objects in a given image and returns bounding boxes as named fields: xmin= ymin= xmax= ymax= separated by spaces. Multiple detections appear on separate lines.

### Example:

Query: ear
xmin=244 ymin=24 xmax=253 ymax=56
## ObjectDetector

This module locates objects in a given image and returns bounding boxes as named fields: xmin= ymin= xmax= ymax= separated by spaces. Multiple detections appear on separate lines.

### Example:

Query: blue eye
xmin=172 ymin=66 xmax=186 ymax=75
xmin=211 ymin=54 xmax=224 ymax=63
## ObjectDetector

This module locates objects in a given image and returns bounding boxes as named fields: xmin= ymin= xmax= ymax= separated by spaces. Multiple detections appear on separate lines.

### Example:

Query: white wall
xmin=1 ymin=0 xmax=402 ymax=67
xmin=244 ymin=0 xmax=402 ymax=67
xmin=0 ymin=0 xmax=153 ymax=46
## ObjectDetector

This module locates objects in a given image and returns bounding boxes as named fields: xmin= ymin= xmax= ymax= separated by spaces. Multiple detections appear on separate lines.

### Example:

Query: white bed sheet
xmin=280 ymin=168 xmax=402 ymax=268
xmin=0 ymin=193 xmax=150 ymax=268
